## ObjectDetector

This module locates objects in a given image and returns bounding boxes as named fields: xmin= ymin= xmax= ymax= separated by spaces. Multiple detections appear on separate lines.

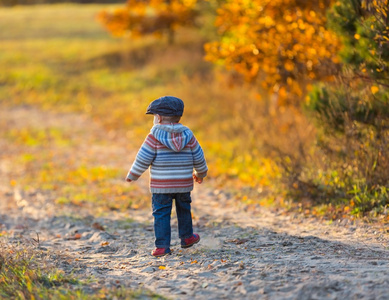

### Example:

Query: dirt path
xmin=1 ymin=107 xmax=389 ymax=299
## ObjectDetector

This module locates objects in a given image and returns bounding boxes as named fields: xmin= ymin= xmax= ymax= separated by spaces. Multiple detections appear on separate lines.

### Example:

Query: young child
xmin=126 ymin=96 xmax=208 ymax=257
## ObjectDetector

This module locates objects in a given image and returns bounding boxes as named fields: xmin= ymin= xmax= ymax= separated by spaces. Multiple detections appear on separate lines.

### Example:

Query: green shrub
xmin=300 ymin=0 xmax=389 ymax=217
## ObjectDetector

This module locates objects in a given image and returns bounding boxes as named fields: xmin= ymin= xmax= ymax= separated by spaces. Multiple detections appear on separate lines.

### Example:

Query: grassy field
xmin=2 ymin=3 xmax=387 ymax=222
xmin=0 ymin=3 xmax=283 ymax=196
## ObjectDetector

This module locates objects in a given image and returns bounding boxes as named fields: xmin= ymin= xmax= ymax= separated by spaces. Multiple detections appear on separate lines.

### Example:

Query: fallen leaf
xmin=227 ymin=238 xmax=249 ymax=245
xmin=159 ymin=266 xmax=166 ymax=270
xmin=67 ymin=233 xmax=82 ymax=240
xmin=101 ymin=241 xmax=109 ymax=246
xmin=92 ymin=222 xmax=105 ymax=231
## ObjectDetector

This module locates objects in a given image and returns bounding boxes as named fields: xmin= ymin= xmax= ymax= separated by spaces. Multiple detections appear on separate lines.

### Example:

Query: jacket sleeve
xmin=189 ymin=136 xmax=208 ymax=178
xmin=126 ymin=134 xmax=156 ymax=181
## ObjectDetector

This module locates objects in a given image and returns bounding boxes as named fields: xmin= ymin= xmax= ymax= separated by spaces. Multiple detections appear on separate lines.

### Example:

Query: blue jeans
xmin=152 ymin=192 xmax=193 ymax=248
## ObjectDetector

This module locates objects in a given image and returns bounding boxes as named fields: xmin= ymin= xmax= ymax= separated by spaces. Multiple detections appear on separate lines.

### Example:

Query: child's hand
xmin=193 ymin=173 xmax=203 ymax=184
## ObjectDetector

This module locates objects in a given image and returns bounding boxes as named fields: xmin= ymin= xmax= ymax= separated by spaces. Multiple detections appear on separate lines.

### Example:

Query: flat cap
xmin=146 ymin=96 xmax=184 ymax=116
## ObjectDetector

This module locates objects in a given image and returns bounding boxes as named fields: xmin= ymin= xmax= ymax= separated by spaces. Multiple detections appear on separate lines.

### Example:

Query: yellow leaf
xmin=371 ymin=86 xmax=379 ymax=94
xmin=284 ymin=60 xmax=294 ymax=72
xmin=159 ymin=266 xmax=166 ymax=270
xmin=101 ymin=241 xmax=109 ymax=246
xmin=354 ymin=33 xmax=361 ymax=40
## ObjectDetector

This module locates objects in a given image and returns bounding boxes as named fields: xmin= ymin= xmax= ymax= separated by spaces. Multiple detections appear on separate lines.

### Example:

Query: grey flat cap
xmin=146 ymin=96 xmax=184 ymax=116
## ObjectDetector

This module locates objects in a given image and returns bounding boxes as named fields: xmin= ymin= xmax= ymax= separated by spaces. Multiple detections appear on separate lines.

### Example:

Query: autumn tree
xmin=204 ymin=0 xmax=340 ymax=105
xmin=97 ymin=0 xmax=198 ymax=44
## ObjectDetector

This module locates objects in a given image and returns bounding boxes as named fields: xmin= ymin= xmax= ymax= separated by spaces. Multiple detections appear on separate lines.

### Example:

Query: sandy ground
xmin=1 ymin=106 xmax=389 ymax=299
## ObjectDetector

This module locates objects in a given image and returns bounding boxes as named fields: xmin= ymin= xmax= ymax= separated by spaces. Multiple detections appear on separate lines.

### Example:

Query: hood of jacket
xmin=151 ymin=123 xmax=193 ymax=152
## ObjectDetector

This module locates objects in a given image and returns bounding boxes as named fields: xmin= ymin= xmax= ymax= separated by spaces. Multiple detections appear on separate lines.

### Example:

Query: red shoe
xmin=181 ymin=233 xmax=200 ymax=248
xmin=152 ymin=248 xmax=171 ymax=257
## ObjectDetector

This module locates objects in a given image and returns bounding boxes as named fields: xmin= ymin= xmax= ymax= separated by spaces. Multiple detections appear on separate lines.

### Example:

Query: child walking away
xmin=126 ymin=96 xmax=208 ymax=257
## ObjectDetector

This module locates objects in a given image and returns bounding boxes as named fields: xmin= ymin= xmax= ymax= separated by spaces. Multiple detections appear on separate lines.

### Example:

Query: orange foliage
xmin=204 ymin=0 xmax=341 ymax=105
xmin=97 ymin=0 xmax=198 ymax=43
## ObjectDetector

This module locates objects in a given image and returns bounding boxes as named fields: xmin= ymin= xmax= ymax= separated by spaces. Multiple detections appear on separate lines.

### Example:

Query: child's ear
xmin=153 ymin=114 xmax=162 ymax=125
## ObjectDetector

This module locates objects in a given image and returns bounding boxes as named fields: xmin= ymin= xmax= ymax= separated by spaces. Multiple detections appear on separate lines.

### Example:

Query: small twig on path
xmin=31 ymin=232 xmax=40 ymax=247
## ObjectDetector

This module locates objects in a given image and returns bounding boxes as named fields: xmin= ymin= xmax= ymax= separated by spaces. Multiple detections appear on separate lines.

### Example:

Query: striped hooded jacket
xmin=126 ymin=124 xmax=208 ymax=193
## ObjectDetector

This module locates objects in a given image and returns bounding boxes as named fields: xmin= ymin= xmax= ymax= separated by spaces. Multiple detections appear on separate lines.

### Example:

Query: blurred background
xmin=1 ymin=0 xmax=388 ymax=221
